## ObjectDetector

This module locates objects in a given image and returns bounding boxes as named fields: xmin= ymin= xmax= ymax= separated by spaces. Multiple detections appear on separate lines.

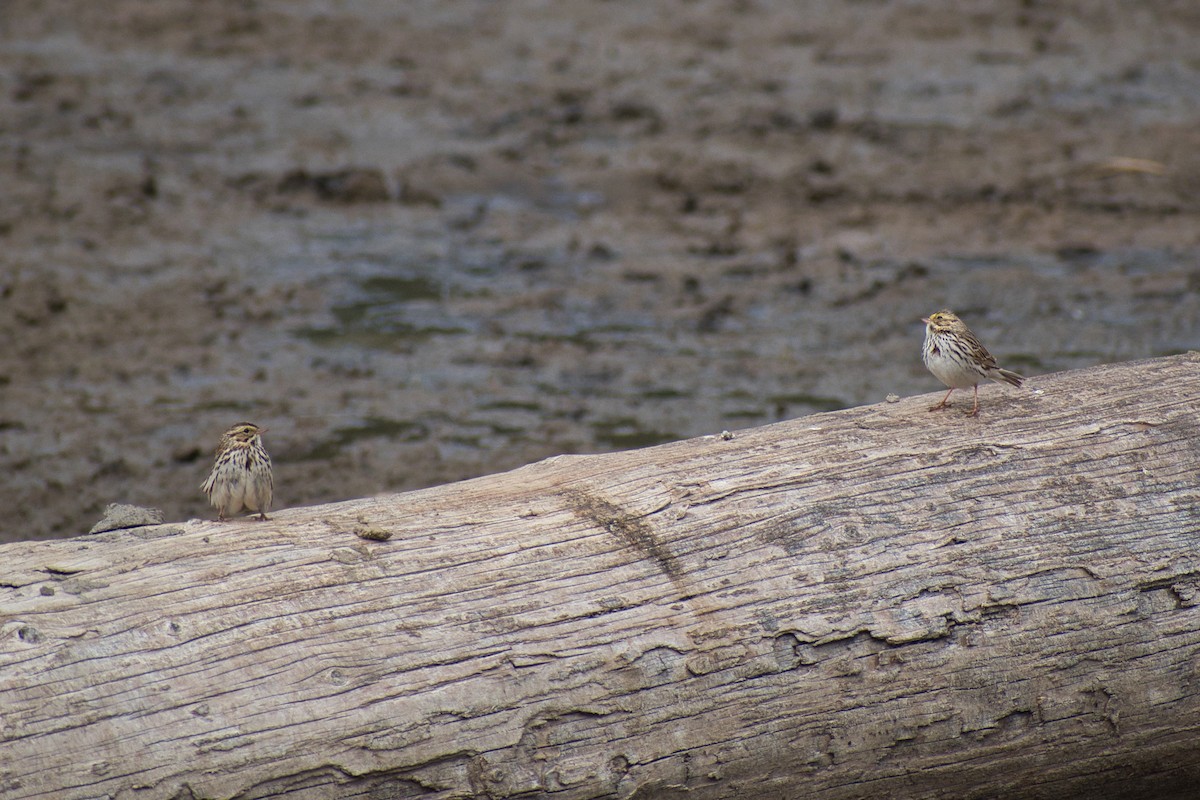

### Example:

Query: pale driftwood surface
xmin=3 ymin=355 xmax=1200 ymax=800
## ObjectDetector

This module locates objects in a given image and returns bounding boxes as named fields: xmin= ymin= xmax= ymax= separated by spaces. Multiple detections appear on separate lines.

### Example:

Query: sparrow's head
xmin=221 ymin=422 xmax=264 ymax=445
xmin=922 ymin=310 xmax=967 ymax=333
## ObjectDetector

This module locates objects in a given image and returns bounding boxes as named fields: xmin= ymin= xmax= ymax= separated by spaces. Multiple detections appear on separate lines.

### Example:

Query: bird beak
xmin=921 ymin=317 xmax=931 ymax=325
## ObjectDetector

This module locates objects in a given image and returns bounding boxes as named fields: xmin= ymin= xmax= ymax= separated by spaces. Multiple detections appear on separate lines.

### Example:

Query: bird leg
xmin=929 ymin=387 xmax=955 ymax=411
xmin=964 ymin=385 xmax=981 ymax=417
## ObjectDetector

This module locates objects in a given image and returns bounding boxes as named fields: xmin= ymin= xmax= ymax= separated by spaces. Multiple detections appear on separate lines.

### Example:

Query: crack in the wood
xmin=236 ymin=761 xmax=438 ymax=798
xmin=1135 ymin=570 xmax=1200 ymax=593
xmin=579 ymin=597 xmax=640 ymax=619
xmin=681 ymin=478 xmax=805 ymax=508
xmin=1020 ymin=563 xmax=1105 ymax=581
xmin=42 ymin=565 xmax=86 ymax=576
xmin=1084 ymin=420 xmax=1162 ymax=437
xmin=1134 ymin=571 xmax=1200 ymax=609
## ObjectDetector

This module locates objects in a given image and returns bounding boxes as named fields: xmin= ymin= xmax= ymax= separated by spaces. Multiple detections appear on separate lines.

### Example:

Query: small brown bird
xmin=201 ymin=422 xmax=273 ymax=521
xmin=922 ymin=310 xmax=1024 ymax=416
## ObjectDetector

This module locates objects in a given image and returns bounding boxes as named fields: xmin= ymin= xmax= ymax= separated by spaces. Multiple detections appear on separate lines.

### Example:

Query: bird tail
xmin=995 ymin=368 xmax=1024 ymax=388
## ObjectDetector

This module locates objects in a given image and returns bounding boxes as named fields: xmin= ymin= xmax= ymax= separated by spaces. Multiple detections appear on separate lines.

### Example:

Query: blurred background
xmin=2 ymin=1 xmax=1198 ymax=541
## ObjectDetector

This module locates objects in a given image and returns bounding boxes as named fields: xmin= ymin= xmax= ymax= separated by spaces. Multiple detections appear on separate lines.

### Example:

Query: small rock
xmin=354 ymin=526 xmax=393 ymax=542
xmin=351 ymin=514 xmax=393 ymax=541
xmin=89 ymin=503 xmax=164 ymax=534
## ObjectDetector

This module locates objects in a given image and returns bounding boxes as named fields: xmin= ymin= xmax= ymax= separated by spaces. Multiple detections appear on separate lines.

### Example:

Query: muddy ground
xmin=2 ymin=1 xmax=1198 ymax=542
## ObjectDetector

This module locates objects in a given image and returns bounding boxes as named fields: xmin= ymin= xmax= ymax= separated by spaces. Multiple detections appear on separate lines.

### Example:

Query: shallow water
xmin=276 ymin=215 xmax=1200 ymax=482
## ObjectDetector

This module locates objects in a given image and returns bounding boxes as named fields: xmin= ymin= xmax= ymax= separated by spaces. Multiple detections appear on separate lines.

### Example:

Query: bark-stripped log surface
xmin=3 ymin=354 xmax=1200 ymax=800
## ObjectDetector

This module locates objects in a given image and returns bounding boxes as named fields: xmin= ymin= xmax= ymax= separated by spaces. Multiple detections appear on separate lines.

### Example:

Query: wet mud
xmin=2 ymin=1 xmax=1198 ymax=540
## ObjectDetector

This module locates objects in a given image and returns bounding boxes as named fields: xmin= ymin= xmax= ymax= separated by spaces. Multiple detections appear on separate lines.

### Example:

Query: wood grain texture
xmin=2 ymin=354 xmax=1199 ymax=800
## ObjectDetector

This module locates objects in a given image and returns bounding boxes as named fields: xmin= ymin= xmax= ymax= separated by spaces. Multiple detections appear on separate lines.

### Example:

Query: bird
xmin=201 ymin=422 xmax=273 ymax=521
xmin=921 ymin=310 xmax=1024 ymax=416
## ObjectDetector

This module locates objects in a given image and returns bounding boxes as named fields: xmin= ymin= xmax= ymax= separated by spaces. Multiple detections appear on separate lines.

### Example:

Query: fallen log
xmin=2 ymin=354 xmax=1199 ymax=800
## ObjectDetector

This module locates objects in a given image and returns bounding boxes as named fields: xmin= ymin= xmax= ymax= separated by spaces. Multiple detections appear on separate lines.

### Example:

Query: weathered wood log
xmin=3 ymin=354 xmax=1199 ymax=800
